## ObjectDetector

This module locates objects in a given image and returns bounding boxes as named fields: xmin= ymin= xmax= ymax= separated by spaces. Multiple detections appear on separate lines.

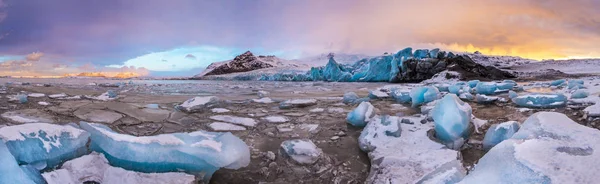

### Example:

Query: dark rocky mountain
xmin=202 ymin=51 xmax=274 ymax=76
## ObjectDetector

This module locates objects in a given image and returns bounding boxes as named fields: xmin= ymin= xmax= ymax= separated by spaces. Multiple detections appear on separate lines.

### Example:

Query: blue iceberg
xmin=475 ymin=82 xmax=497 ymax=95
xmin=435 ymin=84 xmax=450 ymax=92
xmin=410 ymin=86 xmax=439 ymax=107
xmin=572 ymin=89 xmax=589 ymax=99
xmin=413 ymin=49 xmax=430 ymax=59
xmin=512 ymin=93 xmax=567 ymax=108
xmin=342 ymin=92 xmax=359 ymax=104
xmin=448 ymin=84 xmax=463 ymax=95
xmin=80 ymin=122 xmax=250 ymax=181
xmin=550 ymin=79 xmax=566 ymax=86
xmin=467 ymin=80 xmax=480 ymax=88
xmin=459 ymin=93 xmax=474 ymax=101
xmin=390 ymin=89 xmax=412 ymax=103
xmin=432 ymin=94 xmax=472 ymax=148
xmin=496 ymin=82 xmax=515 ymax=90
xmin=0 ymin=123 xmax=90 ymax=170
xmin=568 ymin=79 xmax=584 ymax=89
xmin=0 ymin=141 xmax=41 ymax=184
xmin=482 ymin=121 xmax=520 ymax=150
xmin=475 ymin=94 xmax=499 ymax=104
xmin=508 ymin=90 xmax=518 ymax=99
xmin=346 ymin=102 xmax=375 ymax=127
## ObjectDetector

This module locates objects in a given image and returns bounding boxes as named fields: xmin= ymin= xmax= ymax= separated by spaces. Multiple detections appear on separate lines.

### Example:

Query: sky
xmin=0 ymin=0 xmax=599 ymax=77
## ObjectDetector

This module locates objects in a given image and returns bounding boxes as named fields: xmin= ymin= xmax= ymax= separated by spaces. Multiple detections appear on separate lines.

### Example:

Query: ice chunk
xmin=390 ymin=89 xmax=412 ymax=103
xmin=475 ymin=82 xmax=497 ymax=95
xmin=0 ymin=141 xmax=41 ymax=184
xmin=550 ymin=79 xmax=566 ymax=86
xmin=568 ymin=79 xmax=584 ymax=89
xmin=209 ymin=122 xmax=247 ymax=131
xmin=42 ymin=152 xmax=196 ymax=184
xmin=209 ymin=115 xmax=257 ymax=127
xmin=584 ymin=103 xmax=600 ymax=117
xmin=432 ymin=94 xmax=472 ymax=148
xmin=482 ymin=121 xmax=520 ymax=150
xmin=38 ymin=102 xmax=50 ymax=106
xmin=461 ymin=112 xmax=600 ymax=184
xmin=346 ymin=101 xmax=375 ymax=127
xmin=0 ymin=123 xmax=90 ymax=170
xmin=28 ymin=93 xmax=45 ymax=98
xmin=252 ymin=97 xmax=275 ymax=103
xmin=48 ymin=93 xmax=68 ymax=99
xmin=79 ymin=122 xmax=250 ymax=181
xmin=458 ymin=93 xmax=473 ymax=101
xmin=435 ymin=84 xmax=450 ymax=92
xmin=410 ymin=86 xmax=440 ymax=107
xmin=416 ymin=160 xmax=466 ymax=184
xmin=279 ymin=99 xmax=317 ymax=109
xmin=475 ymin=94 xmax=498 ymax=104
xmin=177 ymin=96 xmax=219 ymax=112
xmin=145 ymin=104 xmax=159 ymax=109
xmin=467 ymin=80 xmax=480 ymax=88
xmin=448 ymin=85 xmax=462 ymax=95
xmin=211 ymin=108 xmax=230 ymax=113
xmin=571 ymin=89 xmax=589 ymax=99
xmin=342 ymin=92 xmax=359 ymax=104
xmin=279 ymin=139 xmax=322 ymax=165
xmin=512 ymin=93 xmax=567 ymax=108
xmin=359 ymin=115 xmax=402 ymax=152
xmin=508 ymin=90 xmax=518 ymax=99
xmin=263 ymin=116 xmax=289 ymax=123
xmin=257 ymin=90 xmax=269 ymax=98
xmin=496 ymin=82 xmax=515 ymax=90
xmin=86 ymin=90 xmax=118 ymax=101
xmin=369 ymin=90 xmax=389 ymax=99
xmin=9 ymin=94 xmax=28 ymax=103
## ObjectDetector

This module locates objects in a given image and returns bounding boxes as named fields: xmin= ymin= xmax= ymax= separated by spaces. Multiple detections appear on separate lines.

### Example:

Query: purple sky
xmin=0 ymin=0 xmax=599 ymax=76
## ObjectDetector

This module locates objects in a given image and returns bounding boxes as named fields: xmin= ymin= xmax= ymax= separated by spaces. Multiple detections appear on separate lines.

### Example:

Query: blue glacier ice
xmin=503 ymin=80 xmax=516 ymax=84
xmin=508 ymin=90 xmax=518 ymax=99
xmin=475 ymin=94 xmax=499 ymax=104
xmin=571 ymin=89 xmax=589 ymax=99
xmin=436 ymin=84 xmax=450 ymax=92
xmin=459 ymin=93 xmax=474 ymax=101
xmin=496 ymin=82 xmax=515 ymax=90
xmin=413 ymin=49 xmax=430 ymax=59
xmin=475 ymin=82 xmax=497 ymax=95
xmin=19 ymin=165 xmax=45 ymax=184
xmin=0 ymin=141 xmax=41 ymax=184
xmin=416 ymin=160 xmax=466 ymax=184
xmin=448 ymin=85 xmax=463 ymax=95
xmin=410 ymin=86 xmax=440 ymax=107
xmin=482 ymin=121 xmax=520 ymax=150
xmin=467 ymin=80 xmax=480 ymax=88
xmin=551 ymin=79 xmax=566 ymax=86
xmin=512 ymin=93 xmax=567 ymax=108
xmin=322 ymin=56 xmax=352 ymax=82
xmin=106 ymin=90 xmax=117 ymax=98
xmin=0 ymin=123 xmax=90 ymax=170
xmin=461 ymin=112 xmax=600 ymax=184
xmin=346 ymin=102 xmax=375 ymax=127
xmin=351 ymin=56 xmax=394 ymax=82
xmin=429 ymin=48 xmax=440 ymax=59
xmin=80 ymin=122 xmax=250 ymax=181
xmin=390 ymin=89 xmax=411 ymax=103
xmin=432 ymin=94 xmax=472 ymax=148
xmin=343 ymin=92 xmax=359 ymax=104
xmin=568 ymin=79 xmax=585 ymax=89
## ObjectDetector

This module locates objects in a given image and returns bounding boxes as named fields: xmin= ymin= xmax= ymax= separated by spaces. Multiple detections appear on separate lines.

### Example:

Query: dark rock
xmin=203 ymin=51 xmax=274 ymax=76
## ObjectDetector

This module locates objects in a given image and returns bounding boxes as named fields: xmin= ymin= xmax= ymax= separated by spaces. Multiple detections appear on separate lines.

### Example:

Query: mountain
xmin=194 ymin=51 xmax=308 ymax=78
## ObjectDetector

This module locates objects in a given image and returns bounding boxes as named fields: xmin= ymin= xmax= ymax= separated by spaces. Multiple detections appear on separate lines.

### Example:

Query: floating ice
xmin=257 ymin=90 xmax=269 ymax=98
xmin=584 ymin=103 xmax=600 ymax=117
xmin=48 ymin=93 xmax=68 ymax=99
xmin=211 ymin=108 xmax=230 ymax=113
xmin=496 ymin=82 xmax=515 ymax=90
xmin=390 ymin=89 xmax=412 ymax=103
xmin=177 ymin=96 xmax=219 ymax=112
xmin=87 ymin=90 xmax=118 ymax=101
xmin=369 ymin=90 xmax=389 ymax=99
xmin=346 ymin=102 xmax=375 ymax=127
xmin=263 ymin=116 xmax=289 ymax=123
xmin=80 ymin=122 xmax=250 ymax=181
xmin=0 ymin=141 xmax=41 ymax=184
xmin=475 ymin=82 xmax=497 ymax=95
xmin=571 ymin=89 xmax=589 ymax=99
xmin=448 ymin=85 xmax=462 ymax=95
xmin=9 ymin=94 xmax=28 ymax=104
xmin=280 ymin=139 xmax=322 ymax=165
xmin=432 ymin=94 xmax=472 ymax=148
xmin=42 ymin=152 xmax=196 ymax=184
xmin=342 ymin=92 xmax=359 ymax=104
xmin=209 ymin=115 xmax=257 ymax=127
xmin=482 ymin=121 xmax=520 ymax=150
xmin=551 ymin=79 xmax=566 ymax=86
xmin=145 ymin=104 xmax=159 ymax=109
xmin=209 ymin=122 xmax=247 ymax=131
xmin=0 ymin=123 xmax=90 ymax=170
xmin=512 ymin=93 xmax=567 ymax=108
xmin=461 ymin=112 xmax=600 ymax=184
xmin=475 ymin=94 xmax=499 ymax=104
xmin=568 ymin=79 xmax=585 ymax=89
xmin=459 ymin=93 xmax=474 ymax=101
xmin=467 ymin=80 xmax=480 ymax=88
xmin=508 ymin=90 xmax=518 ymax=99
xmin=358 ymin=115 xmax=402 ymax=152
xmin=252 ymin=97 xmax=275 ymax=103
xmin=410 ymin=86 xmax=440 ymax=107
xmin=279 ymin=99 xmax=317 ymax=109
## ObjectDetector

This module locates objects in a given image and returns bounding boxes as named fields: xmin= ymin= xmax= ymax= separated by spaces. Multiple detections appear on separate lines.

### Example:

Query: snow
xmin=209 ymin=122 xmax=247 ymax=131
xmin=191 ymin=140 xmax=223 ymax=152
xmin=0 ymin=123 xmax=90 ymax=170
xmin=475 ymin=94 xmax=499 ymax=103
xmin=263 ymin=116 xmax=289 ymax=123
xmin=346 ymin=101 xmax=375 ymax=127
xmin=461 ymin=112 xmax=600 ymax=184
xmin=280 ymin=139 xmax=322 ymax=165
xmin=28 ymin=93 xmax=45 ymax=98
xmin=90 ymin=123 xmax=185 ymax=145
xmin=471 ymin=116 xmax=488 ymax=134
xmin=42 ymin=152 xmax=196 ymax=184
xmin=211 ymin=108 xmax=230 ymax=113
xmin=584 ymin=103 xmax=600 ymax=117
xmin=359 ymin=115 xmax=403 ymax=152
xmin=210 ymin=115 xmax=257 ymax=127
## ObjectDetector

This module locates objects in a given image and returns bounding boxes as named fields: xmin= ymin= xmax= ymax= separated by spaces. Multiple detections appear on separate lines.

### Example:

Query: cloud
xmin=185 ymin=54 xmax=196 ymax=60
xmin=25 ymin=52 xmax=43 ymax=61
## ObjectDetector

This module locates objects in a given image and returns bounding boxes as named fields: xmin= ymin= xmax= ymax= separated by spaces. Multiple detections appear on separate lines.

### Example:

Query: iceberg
xmin=467 ymin=80 xmax=480 ymax=88
xmin=571 ymin=89 xmax=589 ymax=99
xmin=410 ymin=86 xmax=440 ymax=107
xmin=459 ymin=93 xmax=474 ymax=101
xmin=0 ymin=123 xmax=90 ymax=170
xmin=358 ymin=115 xmax=402 ymax=152
xmin=79 ymin=122 xmax=250 ymax=181
xmin=413 ymin=49 xmax=430 ymax=59
xmin=475 ymin=82 xmax=497 ymax=95
xmin=436 ymin=84 xmax=450 ymax=92
xmin=482 ymin=121 xmax=520 ymax=150
xmin=512 ymin=93 xmax=567 ymax=108
xmin=368 ymin=90 xmax=389 ymax=99
xmin=346 ymin=102 xmax=375 ymax=127
xmin=568 ymin=79 xmax=585 ymax=89
xmin=508 ymin=90 xmax=518 ymax=99
xmin=0 ymin=141 xmax=41 ymax=184
xmin=42 ymin=152 xmax=196 ymax=184
xmin=351 ymin=56 xmax=394 ymax=82
xmin=460 ymin=112 xmax=600 ymax=184
xmin=322 ymin=56 xmax=352 ymax=82
xmin=550 ymin=79 xmax=566 ymax=86
xmin=448 ymin=85 xmax=462 ymax=95
xmin=9 ymin=94 xmax=28 ymax=104
xmin=496 ymin=82 xmax=515 ymax=90
xmin=475 ymin=94 xmax=499 ymax=104
xmin=390 ymin=88 xmax=412 ymax=103
xmin=279 ymin=139 xmax=322 ymax=165
xmin=432 ymin=94 xmax=472 ymax=149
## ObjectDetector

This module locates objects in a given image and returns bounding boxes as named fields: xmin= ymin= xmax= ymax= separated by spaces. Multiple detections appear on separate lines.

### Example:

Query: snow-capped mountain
xmin=194 ymin=51 xmax=308 ymax=77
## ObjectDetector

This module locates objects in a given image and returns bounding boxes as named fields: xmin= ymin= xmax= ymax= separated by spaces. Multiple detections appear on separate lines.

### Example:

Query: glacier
xmin=460 ymin=112 xmax=600 ymax=184
xmin=432 ymin=94 xmax=472 ymax=149
xmin=0 ymin=123 xmax=90 ymax=170
xmin=79 ymin=122 xmax=250 ymax=181
xmin=482 ymin=121 xmax=520 ymax=150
